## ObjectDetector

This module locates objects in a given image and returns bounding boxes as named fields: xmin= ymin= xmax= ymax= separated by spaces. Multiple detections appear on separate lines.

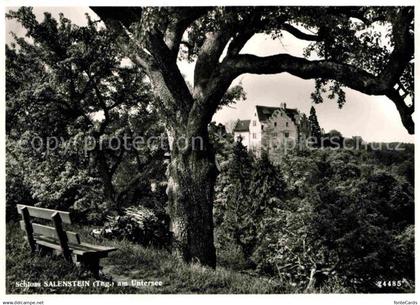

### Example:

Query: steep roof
xmin=233 ymin=119 xmax=251 ymax=132
xmin=256 ymin=105 xmax=299 ymax=123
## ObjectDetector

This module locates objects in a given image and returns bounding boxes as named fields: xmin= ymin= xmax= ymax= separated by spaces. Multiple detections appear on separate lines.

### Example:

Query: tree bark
xmin=166 ymin=129 xmax=217 ymax=267
xmin=94 ymin=150 xmax=118 ymax=209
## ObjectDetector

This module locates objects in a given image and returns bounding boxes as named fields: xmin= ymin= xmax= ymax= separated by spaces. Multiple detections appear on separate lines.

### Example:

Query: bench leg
xmin=37 ymin=245 xmax=53 ymax=256
xmin=80 ymin=257 xmax=101 ymax=278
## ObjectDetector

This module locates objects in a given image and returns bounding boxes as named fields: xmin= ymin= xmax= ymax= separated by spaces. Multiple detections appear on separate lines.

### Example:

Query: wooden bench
xmin=17 ymin=204 xmax=117 ymax=277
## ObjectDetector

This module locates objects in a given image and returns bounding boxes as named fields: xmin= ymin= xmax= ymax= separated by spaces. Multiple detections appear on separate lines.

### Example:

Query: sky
xmin=5 ymin=6 xmax=415 ymax=143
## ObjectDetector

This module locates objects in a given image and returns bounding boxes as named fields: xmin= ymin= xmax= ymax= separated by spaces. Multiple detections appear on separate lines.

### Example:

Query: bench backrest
xmin=17 ymin=204 xmax=72 ymax=224
xmin=17 ymin=204 xmax=80 ymax=260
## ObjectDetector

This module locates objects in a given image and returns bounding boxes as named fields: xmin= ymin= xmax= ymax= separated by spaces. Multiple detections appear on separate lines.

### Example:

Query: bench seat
xmin=32 ymin=235 xmax=117 ymax=258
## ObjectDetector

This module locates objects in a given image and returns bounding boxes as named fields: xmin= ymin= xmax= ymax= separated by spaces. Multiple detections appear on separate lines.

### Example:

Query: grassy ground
xmin=6 ymin=222 xmax=288 ymax=294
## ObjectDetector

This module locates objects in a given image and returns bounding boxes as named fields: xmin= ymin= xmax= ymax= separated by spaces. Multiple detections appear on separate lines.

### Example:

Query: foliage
xmin=218 ymin=83 xmax=247 ymax=109
xmin=215 ymin=142 xmax=287 ymax=264
xmin=214 ymin=140 xmax=254 ymax=261
xmin=308 ymin=171 xmax=414 ymax=291
xmin=322 ymin=129 xmax=345 ymax=148
xmin=6 ymin=154 xmax=35 ymax=221
xmin=6 ymin=7 xmax=167 ymax=223
xmin=308 ymin=106 xmax=322 ymax=144
xmin=208 ymin=121 xmax=235 ymax=164
xmin=252 ymin=198 xmax=325 ymax=290
xmin=100 ymin=206 xmax=171 ymax=247
xmin=215 ymin=146 xmax=414 ymax=292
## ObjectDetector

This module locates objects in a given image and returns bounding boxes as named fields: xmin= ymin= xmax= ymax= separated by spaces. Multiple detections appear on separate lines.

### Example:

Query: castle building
xmin=233 ymin=103 xmax=310 ymax=157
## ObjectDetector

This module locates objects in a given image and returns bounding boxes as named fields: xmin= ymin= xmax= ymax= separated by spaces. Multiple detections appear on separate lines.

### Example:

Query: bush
xmin=215 ymin=148 xmax=414 ymax=292
xmin=100 ymin=206 xmax=171 ymax=247
xmin=252 ymin=198 xmax=324 ymax=291
xmin=215 ymin=144 xmax=287 ymax=265
xmin=310 ymin=173 xmax=414 ymax=291
xmin=250 ymin=172 xmax=414 ymax=292
xmin=6 ymin=157 xmax=34 ymax=221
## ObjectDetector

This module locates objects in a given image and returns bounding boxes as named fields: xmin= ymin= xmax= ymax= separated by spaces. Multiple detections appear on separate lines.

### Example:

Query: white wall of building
xmin=233 ymin=106 xmax=301 ymax=158
xmin=249 ymin=111 xmax=263 ymax=154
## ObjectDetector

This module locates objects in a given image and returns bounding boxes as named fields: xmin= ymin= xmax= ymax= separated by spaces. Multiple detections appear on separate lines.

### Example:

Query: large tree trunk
xmin=95 ymin=151 xmax=117 ymax=206
xmin=166 ymin=129 xmax=217 ymax=267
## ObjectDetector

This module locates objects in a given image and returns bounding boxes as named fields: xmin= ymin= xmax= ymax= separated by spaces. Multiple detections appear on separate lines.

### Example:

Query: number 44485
xmin=376 ymin=280 xmax=404 ymax=288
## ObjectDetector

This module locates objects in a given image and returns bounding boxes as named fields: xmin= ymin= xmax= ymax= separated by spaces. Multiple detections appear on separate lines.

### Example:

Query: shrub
xmin=252 ymin=198 xmax=324 ymax=291
xmin=218 ymin=148 xmax=414 ymax=292
xmin=6 ymin=157 xmax=34 ymax=221
xmin=100 ymin=206 xmax=171 ymax=248
xmin=215 ymin=145 xmax=287 ymax=265
xmin=310 ymin=174 xmax=414 ymax=291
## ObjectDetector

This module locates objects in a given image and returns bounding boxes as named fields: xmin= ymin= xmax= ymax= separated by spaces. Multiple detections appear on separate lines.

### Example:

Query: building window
xmin=253 ymin=120 xmax=256 ymax=126
xmin=252 ymin=133 xmax=256 ymax=139
xmin=274 ymin=122 xmax=277 ymax=127
xmin=285 ymin=132 xmax=289 ymax=138
xmin=261 ymin=125 xmax=264 ymax=130
xmin=286 ymin=122 xmax=289 ymax=127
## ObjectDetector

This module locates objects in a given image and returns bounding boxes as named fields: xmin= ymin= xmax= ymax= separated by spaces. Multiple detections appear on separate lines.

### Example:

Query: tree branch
xmin=109 ymin=149 xmax=125 ymax=176
xmin=146 ymin=32 xmax=195 ymax=120
xmin=379 ymin=7 xmax=414 ymax=88
xmin=224 ymin=54 xmax=388 ymax=95
xmin=193 ymin=31 xmax=232 ymax=93
xmin=221 ymin=52 xmax=414 ymax=133
xmin=386 ymin=89 xmax=414 ymax=134
xmin=87 ymin=73 xmax=110 ymax=134
xmin=163 ymin=7 xmax=210 ymax=59
xmin=90 ymin=6 xmax=143 ymax=29
xmin=226 ymin=31 xmax=255 ymax=57
xmin=281 ymin=23 xmax=320 ymax=41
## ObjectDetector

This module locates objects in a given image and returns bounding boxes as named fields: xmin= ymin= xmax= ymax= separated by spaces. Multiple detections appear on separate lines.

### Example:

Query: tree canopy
xmin=91 ymin=6 xmax=414 ymax=134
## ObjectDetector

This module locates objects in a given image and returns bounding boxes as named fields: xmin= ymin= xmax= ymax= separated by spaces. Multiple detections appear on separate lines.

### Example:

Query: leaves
xmin=6 ymin=7 xmax=167 ymax=223
xmin=100 ymin=206 xmax=171 ymax=247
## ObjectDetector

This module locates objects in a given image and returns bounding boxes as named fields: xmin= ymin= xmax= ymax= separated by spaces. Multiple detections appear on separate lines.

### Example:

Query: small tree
xmin=309 ymin=106 xmax=322 ymax=145
xmin=214 ymin=139 xmax=253 ymax=258
xmin=216 ymin=149 xmax=287 ymax=264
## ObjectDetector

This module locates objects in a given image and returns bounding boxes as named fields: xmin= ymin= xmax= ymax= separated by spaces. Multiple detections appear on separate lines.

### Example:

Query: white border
xmin=0 ymin=1 xmax=418 ymax=305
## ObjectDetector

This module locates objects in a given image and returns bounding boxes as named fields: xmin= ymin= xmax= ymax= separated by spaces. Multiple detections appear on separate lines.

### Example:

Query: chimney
xmin=281 ymin=102 xmax=287 ymax=109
